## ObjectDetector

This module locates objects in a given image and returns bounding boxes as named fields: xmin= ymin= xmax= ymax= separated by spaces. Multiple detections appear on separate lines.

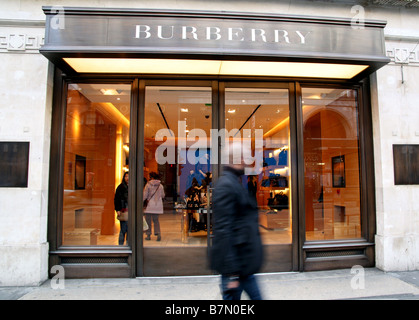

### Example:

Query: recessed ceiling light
xmin=100 ymin=88 xmax=120 ymax=95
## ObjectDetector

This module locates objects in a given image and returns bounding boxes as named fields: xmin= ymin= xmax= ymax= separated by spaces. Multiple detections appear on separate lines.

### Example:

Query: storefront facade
xmin=41 ymin=7 xmax=384 ymax=278
xmin=1 ymin=1 xmax=418 ymax=285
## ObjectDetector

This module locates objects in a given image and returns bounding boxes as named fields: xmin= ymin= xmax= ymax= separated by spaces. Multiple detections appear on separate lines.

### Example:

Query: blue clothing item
xmin=221 ymin=274 xmax=262 ymax=300
xmin=119 ymin=220 xmax=128 ymax=245
xmin=277 ymin=149 xmax=288 ymax=166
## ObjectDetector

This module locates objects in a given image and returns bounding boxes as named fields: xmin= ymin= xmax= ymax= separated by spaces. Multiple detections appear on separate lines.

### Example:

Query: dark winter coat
xmin=114 ymin=180 xmax=128 ymax=212
xmin=210 ymin=166 xmax=264 ymax=276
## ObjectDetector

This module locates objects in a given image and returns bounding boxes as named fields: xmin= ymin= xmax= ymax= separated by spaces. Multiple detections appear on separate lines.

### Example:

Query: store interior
xmin=61 ymin=83 xmax=361 ymax=247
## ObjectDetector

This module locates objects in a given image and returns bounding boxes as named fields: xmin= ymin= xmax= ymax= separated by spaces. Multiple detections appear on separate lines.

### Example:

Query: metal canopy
xmin=40 ymin=7 xmax=390 ymax=79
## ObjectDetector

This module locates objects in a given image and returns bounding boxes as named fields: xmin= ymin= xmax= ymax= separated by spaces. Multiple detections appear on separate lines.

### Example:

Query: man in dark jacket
xmin=210 ymin=143 xmax=264 ymax=300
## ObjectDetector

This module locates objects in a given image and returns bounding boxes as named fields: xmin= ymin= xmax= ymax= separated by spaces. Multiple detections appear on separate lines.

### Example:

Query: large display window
xmin=62 ymin=83 xmax=131 ymax=246
xmin=302 ymin=87 xmax=361 ymax=241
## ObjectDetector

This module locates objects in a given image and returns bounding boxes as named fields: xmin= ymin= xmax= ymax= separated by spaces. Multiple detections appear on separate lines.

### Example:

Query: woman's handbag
xmin=143 ymin=217 xmax=149 ymax=231
xmin=117 ymin=208 xmax=128 ymax=221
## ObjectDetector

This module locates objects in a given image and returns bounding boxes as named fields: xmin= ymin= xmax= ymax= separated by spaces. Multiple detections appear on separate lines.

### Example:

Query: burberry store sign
xmin=41 ymin=8 xmax=387 ymax=61
xmin=135 ymin=24 xmax=310 ymax=44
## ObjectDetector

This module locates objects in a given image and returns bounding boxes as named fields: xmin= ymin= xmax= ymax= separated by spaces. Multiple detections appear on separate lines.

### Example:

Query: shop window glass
xmin=143 ymin=86 xmax=212 ymax=247
xmin=225 ymin=88 xmax=291 ymax=245
xmin=303 ymin=88 xmax=361 ymax=240
xmin=62 ymin=83 xmax=131 ymax=246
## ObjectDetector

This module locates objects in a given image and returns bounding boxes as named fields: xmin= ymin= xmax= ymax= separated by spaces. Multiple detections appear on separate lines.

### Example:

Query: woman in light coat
xmin=144 ymin=172 xmax=165 ymax=241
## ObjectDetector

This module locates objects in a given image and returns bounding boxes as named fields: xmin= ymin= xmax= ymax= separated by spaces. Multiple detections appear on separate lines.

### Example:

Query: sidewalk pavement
xmin=1 ymin=268 xmax=419 ymax=300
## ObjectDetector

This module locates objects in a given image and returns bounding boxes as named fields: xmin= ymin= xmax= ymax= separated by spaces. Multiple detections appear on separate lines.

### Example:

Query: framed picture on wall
xmin=75 ymin=155 xmax=86 ymax=190
xmin=332 ymin=155 xmax=345 ymax=188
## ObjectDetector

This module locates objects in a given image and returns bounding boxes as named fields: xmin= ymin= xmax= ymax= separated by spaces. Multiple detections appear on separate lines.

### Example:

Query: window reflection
xmin=62 ymin=83 xmax=131 ymax=246
xmin=303 ymin=88 xmax=361 ymax=240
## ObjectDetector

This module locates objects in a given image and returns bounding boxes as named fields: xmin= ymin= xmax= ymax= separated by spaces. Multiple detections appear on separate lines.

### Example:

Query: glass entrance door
xmin=142 ymin=83 xmax=215 ymax=276
xmin=223 ymin=83 xmax=294 ymax=272
xmin=140 ymin=82 xmax=294 ymax=276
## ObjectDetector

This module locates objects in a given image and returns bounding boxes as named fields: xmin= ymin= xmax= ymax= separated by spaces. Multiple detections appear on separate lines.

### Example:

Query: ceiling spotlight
xmin=100 ymin=88 xmax=120 ymax=95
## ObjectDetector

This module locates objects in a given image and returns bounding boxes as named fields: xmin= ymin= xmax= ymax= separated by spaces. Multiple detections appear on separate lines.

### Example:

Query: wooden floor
xmin=97 ymin=211 xmax=293 ymax=246
xmin=97 ymin=210 xmax=360 ymax=246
